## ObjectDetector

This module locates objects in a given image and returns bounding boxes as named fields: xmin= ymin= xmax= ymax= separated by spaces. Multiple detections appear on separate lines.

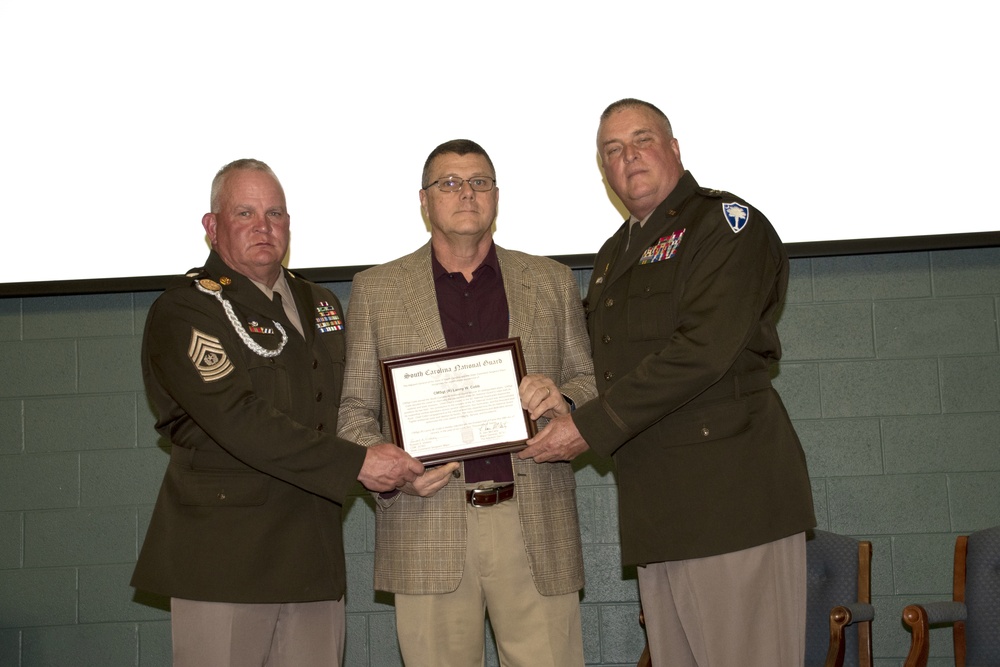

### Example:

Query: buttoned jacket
xmin=338 ymin=242 xmax=596 ymax=595
xmin=132 ymin=251 xmax=367 ymax=603
xmin=573 ymin=172 xmax=815 ymax=566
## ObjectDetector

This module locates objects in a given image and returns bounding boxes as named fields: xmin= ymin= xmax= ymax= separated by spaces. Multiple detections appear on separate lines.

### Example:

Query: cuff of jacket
xmin=572 ymin=395 xmax=631 ymax=458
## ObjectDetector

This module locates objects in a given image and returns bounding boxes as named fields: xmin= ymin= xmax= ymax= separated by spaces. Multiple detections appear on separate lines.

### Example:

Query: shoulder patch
xmin=722 ymin=202 xmax=750 ymax=233
xmin=188 ymin=328 xmax=234 ymax=382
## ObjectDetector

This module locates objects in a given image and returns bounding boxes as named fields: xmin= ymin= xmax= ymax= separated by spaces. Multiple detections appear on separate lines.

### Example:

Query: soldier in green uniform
xmin=519 ymin=99 xmax=816 ymax=666
xmin=131 ymin=159 xmax=423 ymax=666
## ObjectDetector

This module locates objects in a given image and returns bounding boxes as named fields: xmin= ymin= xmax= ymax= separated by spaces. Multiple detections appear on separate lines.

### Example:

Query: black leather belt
xmin=466 ymin=484 xmax=515 ymax=507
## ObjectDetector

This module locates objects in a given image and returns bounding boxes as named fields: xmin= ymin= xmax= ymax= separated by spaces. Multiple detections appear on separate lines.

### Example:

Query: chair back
xmin=964 ymin=524 xmax=1000 ymax=664
xmin=805 ymin=530 xmax=870 ymax=667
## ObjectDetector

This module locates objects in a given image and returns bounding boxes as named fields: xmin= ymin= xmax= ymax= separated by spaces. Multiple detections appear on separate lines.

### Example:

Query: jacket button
xmin=602 ymin=335 xmax=611 ymax=344
xmin=317 ymin=423 xmax=324 ymax=431
xmin=644 ymin=285 xmax=652 ymax=292
xmin=452 ymin=468 xmax=461 ymax=478
xmin=701 ymin=426 xmax=710 ymax=437
xmin=217 ymin=491 xmax=226 ymax=500
xmin=604 ymin=297 xmax=614 ymax=307
xmin=312 ymin=359 xmax=319 ymax=369
xmin=315 ymin=391 xmax=323 ymax=402
xmin=604 ymin=371 xmax=614 ymax=381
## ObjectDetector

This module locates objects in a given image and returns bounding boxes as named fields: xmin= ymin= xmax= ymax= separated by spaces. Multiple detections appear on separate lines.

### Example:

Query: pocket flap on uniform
xmin=660 ymin=400 xmax=750 ymax=447
xmin=175 ymin=470 xmax=269 ymax=507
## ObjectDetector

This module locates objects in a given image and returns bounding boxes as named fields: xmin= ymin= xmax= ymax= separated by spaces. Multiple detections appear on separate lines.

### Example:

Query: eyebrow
xmin=603 ymin=128 xmax=655 ymax=144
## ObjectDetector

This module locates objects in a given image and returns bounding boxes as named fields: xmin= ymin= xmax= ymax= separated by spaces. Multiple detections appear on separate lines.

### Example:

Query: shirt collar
xmin=431 ymin=241 xmax=500 ymax=281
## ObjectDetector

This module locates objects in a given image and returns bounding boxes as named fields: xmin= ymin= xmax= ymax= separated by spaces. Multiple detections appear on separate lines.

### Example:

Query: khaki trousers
xmin=170 ymin=597 xmax=345 ymax=667
xmin=638 ymin=532 xmax=806 ymax=667
xmin=395 ymin=494 xmax=584 ymax=667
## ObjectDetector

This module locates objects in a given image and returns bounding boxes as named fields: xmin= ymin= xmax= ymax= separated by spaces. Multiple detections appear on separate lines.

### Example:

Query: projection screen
xmin=1 ymin=1 xmax=997 ymax=295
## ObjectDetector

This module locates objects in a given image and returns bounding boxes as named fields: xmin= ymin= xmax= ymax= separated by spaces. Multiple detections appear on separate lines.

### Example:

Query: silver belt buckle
xmin=469 ymin=485 xmax=502 ymax=507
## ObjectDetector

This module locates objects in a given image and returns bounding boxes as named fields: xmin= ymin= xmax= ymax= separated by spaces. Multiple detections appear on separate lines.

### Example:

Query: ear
xmin=418 ymin=188 xmax=428 ymax=214
xmin=202 ymin=213 xmax=217 ymax=246
xmin=670 ymin=138 xmax=682 ymax=164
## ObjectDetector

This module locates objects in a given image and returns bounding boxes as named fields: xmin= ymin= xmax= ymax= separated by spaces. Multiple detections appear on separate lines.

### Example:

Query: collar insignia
xmin=722 ymin=202 xmax=750 ymax=233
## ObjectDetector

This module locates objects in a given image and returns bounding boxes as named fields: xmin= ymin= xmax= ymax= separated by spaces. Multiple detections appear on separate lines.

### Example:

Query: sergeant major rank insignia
xmin=722 ymin=202 xmax=750 ymax=233
xmin=188 ymin=328 xmax=234 ymax=382
xmin=314 ymin=301 xmax=344 ymax=333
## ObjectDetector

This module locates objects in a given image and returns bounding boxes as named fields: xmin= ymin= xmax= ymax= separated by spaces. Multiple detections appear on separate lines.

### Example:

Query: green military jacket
xmin=131 ymin=251 xmax=367 ymax=603
xmin=573 ymin=172 xmax=815 ymax=566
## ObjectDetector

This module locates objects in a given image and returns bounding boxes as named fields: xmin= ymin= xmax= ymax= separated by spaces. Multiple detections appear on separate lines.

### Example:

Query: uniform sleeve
xmin=552 ymin=264 xmax=598 ymax=409
xmin=574 ymin=206 xmax=782 ymax=456
xmin=143 ymin=290 xmax=367 ymax=504
xmin=336 ymin=272 xmax=389 ymax=447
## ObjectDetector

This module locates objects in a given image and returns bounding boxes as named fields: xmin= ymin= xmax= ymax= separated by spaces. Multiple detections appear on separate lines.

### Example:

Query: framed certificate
xmin=379 ymin=338 xmax=536 ymax=465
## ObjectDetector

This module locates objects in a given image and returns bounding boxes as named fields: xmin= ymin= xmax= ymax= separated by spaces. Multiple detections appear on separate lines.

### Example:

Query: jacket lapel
xmin=498 ymin=246 xmax=534 ymax=345
xmin=400 ymin=244 xmax=448 ymax=350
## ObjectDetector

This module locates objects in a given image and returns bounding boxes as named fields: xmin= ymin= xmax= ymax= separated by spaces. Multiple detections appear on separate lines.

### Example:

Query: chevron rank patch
xmin=722 ymin=202 xmax=750 ymax=233
xmin=188 ymin=328 xmax=234 ymax=382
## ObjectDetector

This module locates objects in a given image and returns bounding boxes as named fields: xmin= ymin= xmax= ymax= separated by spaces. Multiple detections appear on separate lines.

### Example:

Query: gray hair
xmin=600 ymin=98 xmax=673 ymax=138
xmin=421 ymin=139 xmax=495 ymax=189
xmin=210 ymin=159 xmax=281 ymax=213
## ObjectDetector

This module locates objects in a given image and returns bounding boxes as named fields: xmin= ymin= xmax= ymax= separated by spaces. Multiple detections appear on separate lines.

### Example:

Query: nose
xmin=253 ymin=215 xmax=272 ymax=234
xmin=623 ymin=144 xmax=641 ymax=163
xmin=458 ymin=180 xmax=476 ymax=199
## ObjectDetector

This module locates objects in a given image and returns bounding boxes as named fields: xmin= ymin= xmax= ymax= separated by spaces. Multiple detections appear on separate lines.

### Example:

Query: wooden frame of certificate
xmin=379 ymin=338 xmax=536 ymax=465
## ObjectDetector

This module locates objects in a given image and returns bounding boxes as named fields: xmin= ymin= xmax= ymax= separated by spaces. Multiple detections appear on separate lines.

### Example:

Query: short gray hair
xmin=210 ymin=159 xmax=281 ymax=213
xmin=600 ymin=98 xmax=673 ymax=138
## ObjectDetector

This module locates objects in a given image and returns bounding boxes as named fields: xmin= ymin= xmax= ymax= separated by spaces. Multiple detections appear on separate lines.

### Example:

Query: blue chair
xmin=806 ymin=530 xmax=874 ymax=667
xmin=902 ymin=525 xmax=1000 ymax=667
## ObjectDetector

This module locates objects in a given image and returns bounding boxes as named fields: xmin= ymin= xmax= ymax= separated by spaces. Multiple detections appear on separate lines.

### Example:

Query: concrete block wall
xmin=1 ymin=247 xmax=998 ymax=666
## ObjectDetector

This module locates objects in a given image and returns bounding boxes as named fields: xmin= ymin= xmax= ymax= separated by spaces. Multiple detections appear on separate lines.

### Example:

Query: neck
xmin=431 ymin=233 xmax=492 ymax=281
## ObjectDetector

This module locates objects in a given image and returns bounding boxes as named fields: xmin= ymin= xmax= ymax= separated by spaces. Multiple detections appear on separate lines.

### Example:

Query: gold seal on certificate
xmin=379 ymin=338 xmax=536 ymax=465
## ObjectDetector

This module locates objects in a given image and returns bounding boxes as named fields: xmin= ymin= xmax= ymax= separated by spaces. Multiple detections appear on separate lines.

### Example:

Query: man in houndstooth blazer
xmin=338 ymin=140 xmax=596 ymax=666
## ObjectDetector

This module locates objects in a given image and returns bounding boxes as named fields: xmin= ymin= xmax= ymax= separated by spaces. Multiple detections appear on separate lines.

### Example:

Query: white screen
xmin=2 ymin=0 xmax=997 ymax=288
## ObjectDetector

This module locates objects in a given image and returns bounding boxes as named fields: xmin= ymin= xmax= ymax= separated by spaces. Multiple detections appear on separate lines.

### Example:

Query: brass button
xmin=217 ymin=491 xmax=226 ymax=500
xmin=644 ymin=286 xmax=651 ymax=292
xmin=317 ymin=423 xmax=324 ymax=431
xmin=315 ymin=391 xmax=323 ymax=402
xmin=312 ymin=359 xmax=319 ymax=369
xmin=602 ymin=335 xmax=611 ymax=344
xmin=701 ymin=426 xmax=710 ymax=437
xmin=604 ymin=371 xmax=614 ymax=381
xmin=604 ymin=298 xmax=614 ymax=307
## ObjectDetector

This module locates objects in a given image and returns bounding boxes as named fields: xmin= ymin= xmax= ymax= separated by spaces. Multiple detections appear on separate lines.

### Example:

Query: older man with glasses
xmin=338 ymin=139 xmax=597 ymax=666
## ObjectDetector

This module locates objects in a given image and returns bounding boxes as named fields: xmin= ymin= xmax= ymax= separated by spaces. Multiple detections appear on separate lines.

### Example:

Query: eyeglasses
xmin=422 ymin=176 xmax=496 ymax=192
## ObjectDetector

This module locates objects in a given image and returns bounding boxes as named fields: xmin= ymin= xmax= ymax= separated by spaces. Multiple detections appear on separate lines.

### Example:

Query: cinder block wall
xmin=2 ymin=248 xmax=998 ymax=666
